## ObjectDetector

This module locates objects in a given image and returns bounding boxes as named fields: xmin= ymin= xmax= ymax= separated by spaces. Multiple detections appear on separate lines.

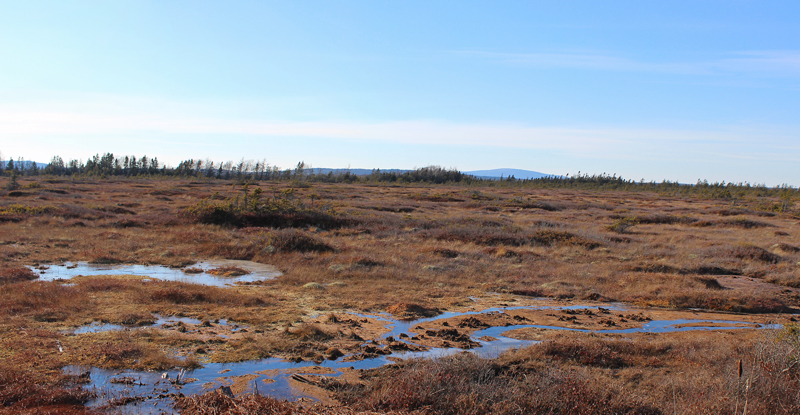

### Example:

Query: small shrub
xmin=635 ymin=214 xmax=697 ymax=224
xmin=528 ymin=336 xmax=670 ymax=368
xmin=720 ymin=218 xmax=774 ymax=229
xmin=608 ymin=217 xmax=637 ymax=233
xmin=147 ymin=283 xmax=266 ymax=306
xmin=182 ymin=185 xmax=352 ymax=229
xmin=0 ymin=366 xmax=94 ymax=410
xmin=0 ymin=267 xmax=39 ymax=284
xmin=695 ymin=277 xmax=725 ymax=289
xmin=773 ymin=243 xmax=800 ymax=254
xmin=175 ymin=393 xmax=299 ymax=415
xmin=630 ymin=263 xmax=683 ymax=274
xmin=267 ymin=229 xmax=334 ymax=253
xmin=331 ymin=353 xmax=659 ymax=415
xmin=690 ymin=265 xmax=742 ymax=276
xmin=728 ymin=245 xmax=783 ymax=263
xmin=284 ymin=323 xmax=332 ymax=341
xmin=427 ymin=226 xmax=528 ymax=246
xmin=0 ymin=282 xmax=88 ymax=318
xmin=430 ymin=247 xmax=459 ymax=258
xmin=531 ymin=229 xmax=601 ymax=249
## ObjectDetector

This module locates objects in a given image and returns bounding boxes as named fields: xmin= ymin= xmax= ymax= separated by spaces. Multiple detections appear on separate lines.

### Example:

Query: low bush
xmin=284 ymin=323 xmax=333 ymax=342
xmin=267 ymin=229 xmax=334 ymax=253
xmin=634 ymin=214 xmax=697 ymax=224
xmin=175 ymin=392 xmax=422 ymax=414
xmin=668 ymin=291 xmax=787 ymax=313
xmin=0 ymin=266 xmax=38 ymax=284
xmin=331 ymin=353 xmax=659 ymax=415
xmin=509 ymin=334 xmax=671 ymax=369
xmin=608 ymin=217 xmax=637 ymax=234
xmin=0 ymin=281 xmax=89 ymax=319
xmin=530 ymin=229 xmax=600 ymax=249
xmin=728 ymin=245 xmax=783 ymax=263
xmin=182 ymin=186 xmax=353 ymax=229
xmin=145 ymin=282 xmax=267 ymax=306
xmin=718 ymin=218 xmax=774 ymax=229
xmin=425 ymin=226 xmax=528 ymax=246
xmin=423 ymin=226 xmax=599 ymax=249
xmin=0 ymin=366 xmax=94 ymax=412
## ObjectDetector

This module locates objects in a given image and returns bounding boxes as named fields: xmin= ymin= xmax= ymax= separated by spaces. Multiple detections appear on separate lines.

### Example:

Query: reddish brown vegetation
xmin=330 ymin=353 xmax=660 ymax=415
xmin=145 ymin=282 xmax=268 ymax=306
xmin=1 ymin=177 xmax=798 ymax=413
xmin=386 ymin=303 xmax=440 ymax=319
xmin=175 ymin=390 xmax=424 ymax=414
xmin=0 ymin=266 xmax=38 ymax=284
xmin=0 ymin=367 xmax=95 ymax=414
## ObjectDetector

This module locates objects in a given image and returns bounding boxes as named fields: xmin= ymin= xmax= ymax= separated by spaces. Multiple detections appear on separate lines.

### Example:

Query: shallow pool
xmin=66 ymin=304 xmax=778 ymax=413
xmin=32 ymin=260 xmax=281 ymax=287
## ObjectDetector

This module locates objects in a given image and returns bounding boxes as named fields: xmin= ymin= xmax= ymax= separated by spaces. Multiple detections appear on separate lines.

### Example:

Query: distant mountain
xmin=464 ymin=168 xmax=551 ymax=180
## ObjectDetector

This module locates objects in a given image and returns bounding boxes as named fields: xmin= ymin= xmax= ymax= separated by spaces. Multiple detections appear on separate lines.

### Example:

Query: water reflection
xmin=31 ymin=260 xmax=281 ymax=287
xmin=66 ymin=304 xmax=778 ymax=413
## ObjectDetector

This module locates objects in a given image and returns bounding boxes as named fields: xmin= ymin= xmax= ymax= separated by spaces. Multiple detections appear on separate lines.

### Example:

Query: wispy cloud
xmin=457 ymin=50 xmax=800 ymax=77
xmin=1 ymin=96 xmax=797 ymax=164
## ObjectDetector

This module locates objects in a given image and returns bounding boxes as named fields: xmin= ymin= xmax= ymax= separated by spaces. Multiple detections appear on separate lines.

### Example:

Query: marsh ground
xmin=1 ymin=177 xmax=798 ymax=414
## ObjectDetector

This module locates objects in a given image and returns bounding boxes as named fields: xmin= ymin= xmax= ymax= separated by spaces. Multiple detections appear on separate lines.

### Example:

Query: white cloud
xmin=1 ymin=95 xmax=798 ymax=165
xmin=457 ymin=49 xmax=800 ymax=77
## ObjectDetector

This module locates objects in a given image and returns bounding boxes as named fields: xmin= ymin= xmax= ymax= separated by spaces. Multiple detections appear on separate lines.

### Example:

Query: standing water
xmin=31 ymin=260 xmax=281 ymax=287
xmin=65 ymin=305 xmax=778 ymax=414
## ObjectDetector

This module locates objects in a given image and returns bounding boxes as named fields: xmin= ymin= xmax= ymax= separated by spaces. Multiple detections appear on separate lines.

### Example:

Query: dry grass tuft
xmin=175 ymin=390 xmax=424 ymax=414
xmin=284 ymin=323 xmax=333 ymax=342
xmin=0 ymin=281 xmax=90 ymax=321
xmin=268 ymin=229 xmax=334 ymax=253
xmin=0 ymin=366 xmax=95 ymax=413
xmin=0 ymin=266 xmax=39 ymax=284
xmin=330 ymin=353 xmax=660 ymax=415
xmin=207 ymin=265 xmax=250 ymax=277
xmin=386 ymin=303 xmax=440 ymax=319
xmin=145 ymin=282 xmax=268 ymax=306
xmin=728 ymin=245 xmax=783 ymax=263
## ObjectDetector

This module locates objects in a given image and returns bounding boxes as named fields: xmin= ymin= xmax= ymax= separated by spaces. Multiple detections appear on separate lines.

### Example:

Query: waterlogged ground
xmin=31 ymin=260 xmax=281 ymax=287
xmin=66 ymin=301 xmax=780 ymax=413
xmin=2 ymin=179 xmax=799 ymax=414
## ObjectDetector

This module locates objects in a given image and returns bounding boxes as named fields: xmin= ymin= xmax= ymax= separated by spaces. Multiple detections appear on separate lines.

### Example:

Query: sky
xmin=1 ymin=1 xmax=798 ymax=185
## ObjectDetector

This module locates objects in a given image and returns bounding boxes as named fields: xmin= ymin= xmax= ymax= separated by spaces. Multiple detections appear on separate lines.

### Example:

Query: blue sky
xmin=1 ymin=1 xmax=798 ymax=185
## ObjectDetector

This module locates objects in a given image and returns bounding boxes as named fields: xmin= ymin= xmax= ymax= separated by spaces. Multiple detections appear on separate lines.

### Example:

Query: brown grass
xmin=1 ymin=178 xmax=799 ymax=412
xmin=207 ymin=265 xmax=250 ymax=277
xmin=176 ymin=391 xmax=426 ymax=414
xmin=330 ymin=353 xmax=660 ymax=415
xmin=0 ymin=281 xmax=90 ymax=321
xmin=0 ymin=366 xmax=96 ymax=414
xmin=0 ymin=266 xmax=38 ymax=284
xmin=144 ymin=281 xmax=268 ymax=306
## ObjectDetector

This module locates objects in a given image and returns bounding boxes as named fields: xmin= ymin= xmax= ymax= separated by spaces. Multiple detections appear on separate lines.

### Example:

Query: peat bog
xmin=1 ymin=176 xmax=799 ymax=414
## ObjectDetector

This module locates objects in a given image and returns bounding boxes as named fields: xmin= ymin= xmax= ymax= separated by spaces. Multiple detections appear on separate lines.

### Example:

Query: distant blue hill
xmin=463 ymin=168 xmax=551 ymax=180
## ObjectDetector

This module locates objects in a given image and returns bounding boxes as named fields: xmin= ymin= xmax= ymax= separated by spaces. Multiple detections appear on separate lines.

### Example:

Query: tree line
xmin=0 ymin=152 xmax=797 ymax=204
